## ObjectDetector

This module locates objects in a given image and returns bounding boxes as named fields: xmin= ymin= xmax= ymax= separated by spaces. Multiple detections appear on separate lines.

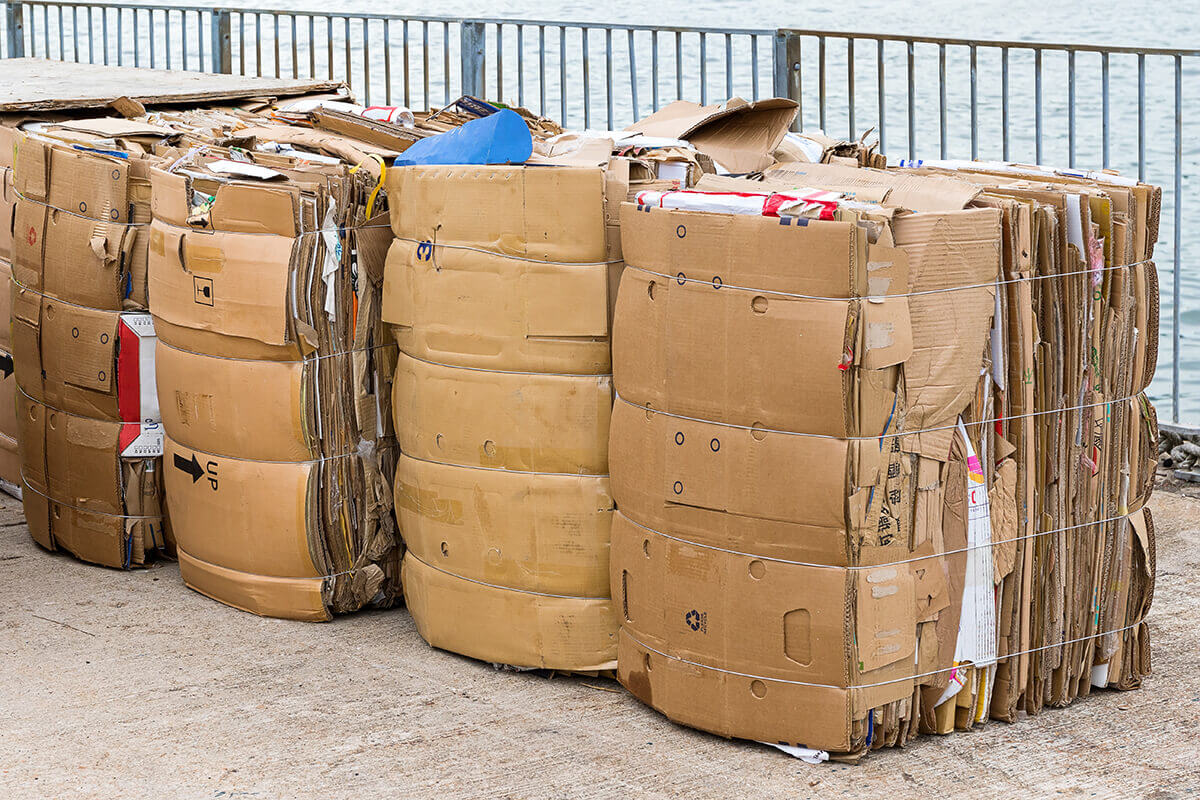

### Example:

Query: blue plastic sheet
xmin=394 ymin=108 xmax=532 ymax=167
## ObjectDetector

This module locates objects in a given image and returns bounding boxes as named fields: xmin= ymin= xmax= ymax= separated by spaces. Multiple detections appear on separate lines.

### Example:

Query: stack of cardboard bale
xmin=10 ymin=120 xmax=173 ymax=567
xmin=609 ymin=160 xmax=1158 ymax=757
xmin=147 ymin=128 xmax=401 ymax=620
xmin=0 ymin=125 xmax=20 ymax=493
xmin=383 ymin=152 xmax=635 ymax=670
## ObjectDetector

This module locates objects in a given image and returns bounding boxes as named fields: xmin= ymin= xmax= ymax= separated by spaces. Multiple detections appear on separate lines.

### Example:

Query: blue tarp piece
xmin=394 ymin=108 xmax=532 ymax=166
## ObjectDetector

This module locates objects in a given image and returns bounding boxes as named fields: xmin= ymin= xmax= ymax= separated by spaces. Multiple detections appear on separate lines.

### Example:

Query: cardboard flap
xmin=626 ymin=98 xmax=798 ymax=174
xmin=47 ymin=147 xmax=128 ymax=223
xmin=14 ymin=137 xmax=49 ymax=201
xmin=210 ymin=184 xmax=298 ymax=236
xmin=43 ymin=301 xmax=118 ymax=393
xmin=856 ymin=564 xmax=917 ymax=672
xmin=149 ymin=167 xmax=190 ymax=227
xmin=663 ymin=415 xmax=729 ymax=512
xmin=860 ymin=297 xmax=913 ymax=370
xmin=520 ymin=269 xmax=609 ymax=337
xmin=148 ymin=219 xmax=296 ymax=348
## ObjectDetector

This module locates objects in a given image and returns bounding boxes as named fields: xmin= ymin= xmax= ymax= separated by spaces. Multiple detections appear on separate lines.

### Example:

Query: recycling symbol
xmin=685 ymin=610 xmax=701 ymax=631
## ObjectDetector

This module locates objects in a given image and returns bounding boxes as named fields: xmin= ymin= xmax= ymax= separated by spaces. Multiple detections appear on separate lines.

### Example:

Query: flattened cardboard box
xmin=625 ymin=98 xmax=798 ymax=174
xmin=156 ymin=341 xmax=313 ymax=462
xmin=615 ymin=205 xmax=911 ymax=438
xmin=12 ymin=286 xmax=160 ymax=424
xmin=393 ymin=351 xmax=612 ymax=475
xmin=166 ymin=435 xmax=346 ymax=622
xmin=395 ymin=452 xmax=613 ymax=597
xmin=0 ymin=346 xmax=18 ymax=488
xmin=608 ymin=398 xmax=910 ymax=567
xmin=612 ymin=512 xmax=916 ymax=751
xmin=384 ymin=237 xmax=611 ymax=374
xmin=147 ymin=169 xmax=304 ymax=360
xmin=402 ymin=552 xmax=618 ymax=672
xmin=0 ymin=125 xmax=14 ymax=267
xmin=386 ymin=165 xmax=611 ymax=265
xmin=18 ymin=392 xmax=168 ymax=567
xmin=0 ymin=257 xmax=13 ymax=354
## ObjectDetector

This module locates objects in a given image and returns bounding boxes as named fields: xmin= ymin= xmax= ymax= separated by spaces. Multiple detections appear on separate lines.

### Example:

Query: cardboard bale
xmin=392 ymin=351 xmax=612 ymax=475
xmin=148 ymin=145 xmax=400 ymax=620
xmin=384 ymin=160 xmax=629 ymax=670
xmin=608 ymin=156 xmax=1158 ymax=756
xmin=877 ymin=160 xmax=1160 ymax=701
xmin=9 ymin=132 xmax=169 ymax=567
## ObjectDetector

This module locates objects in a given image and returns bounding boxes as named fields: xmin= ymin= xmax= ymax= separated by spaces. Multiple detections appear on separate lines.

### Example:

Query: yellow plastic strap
xmin=350 ymin=154 xmax=387 ymax=219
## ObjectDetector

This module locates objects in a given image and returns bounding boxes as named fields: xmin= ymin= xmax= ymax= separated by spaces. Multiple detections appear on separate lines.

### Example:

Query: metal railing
xmin=1 ymin=1 xmax=1196 ymax=424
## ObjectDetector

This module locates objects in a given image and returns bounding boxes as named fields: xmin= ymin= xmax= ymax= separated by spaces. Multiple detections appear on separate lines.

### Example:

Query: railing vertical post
xmin=460 ymin=20 xmax=486 ymax=99
xmin=773 ymin=29 xmax=802 ymax=131
xmin=210 ymin=8 xmax=231 ymax=73
xmin=6 ymin=0 xmax=26 ymax=58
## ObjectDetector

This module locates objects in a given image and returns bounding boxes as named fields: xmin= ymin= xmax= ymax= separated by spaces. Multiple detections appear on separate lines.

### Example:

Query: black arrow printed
xmin=0 ymin=354 xmax=13 ymax=379
xmin=173 ymin=452 xmax=204 ymax=483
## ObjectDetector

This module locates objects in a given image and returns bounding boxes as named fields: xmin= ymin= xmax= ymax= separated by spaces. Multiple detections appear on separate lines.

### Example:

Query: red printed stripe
xmin=117 ymin=318 xmax=140 ymax=423
xmin=117 ymin=422 xmax=140 ymax=453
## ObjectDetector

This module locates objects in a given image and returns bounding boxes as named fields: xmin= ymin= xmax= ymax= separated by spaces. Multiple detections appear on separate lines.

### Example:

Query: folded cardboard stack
xmin=609 ymin=160 xmax=1158 ymax=757
xmin=383 ymin=156 xmax=638 ymax=671
xmin=147 ymin=135 xmax=401 ymax=620
xmin=10 ymin=123 xmax=171 ymax=567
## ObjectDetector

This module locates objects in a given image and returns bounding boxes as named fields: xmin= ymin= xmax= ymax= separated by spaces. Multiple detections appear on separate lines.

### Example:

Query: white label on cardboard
xmin=769 ymin=743 xmax=830 ymax=764
xmin=119 ymin=421 xmax=164 ymax=458
xmin=1066 ymin=194 xmax=1085 ymax=255
xmin=785 ymin=133 xmax=828 ymax=164
xmin=655 ymin=161 xmax=690 ymax=183
xmin=321 ymin=205 xmax=341 ymax=321
xmin=937 ymin=419 xmax=998 ymax=706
